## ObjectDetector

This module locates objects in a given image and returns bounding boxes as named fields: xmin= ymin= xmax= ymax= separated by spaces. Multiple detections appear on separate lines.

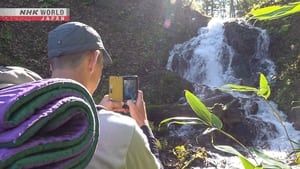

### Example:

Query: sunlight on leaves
xmin=173 ymin=145 xmax=188 ymax=165
xmin=182 ymin=147 xmax=208 ymax=169
xmin=219 ymin=73 xmax=270 ymax=100
xmin=295 ymin=152 xmax=300 ymax=164
xmin=257 ymin=73 xmax=271 ymax=100
xmin=247 ymin=2 xmax=300 ymax=21
xmin=219 ymin=84 xmax=257 ymax=92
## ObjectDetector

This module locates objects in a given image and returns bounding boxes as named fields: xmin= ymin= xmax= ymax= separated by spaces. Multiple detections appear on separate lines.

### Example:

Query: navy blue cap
xmin=47 ymin=22 xmax=112 ymax=64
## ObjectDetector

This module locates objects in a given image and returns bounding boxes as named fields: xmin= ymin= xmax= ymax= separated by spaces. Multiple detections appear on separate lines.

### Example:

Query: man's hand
xmin=99 ymin=95 xmax=124 ymax=112
xmin=99 ymin=91 xmax=149 ymax=127
xmin=127 ymin=90 xmax=149 ymax=127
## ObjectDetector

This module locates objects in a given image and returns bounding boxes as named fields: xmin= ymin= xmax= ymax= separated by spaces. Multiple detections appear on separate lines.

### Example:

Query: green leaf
xmin=211 ymin=113 xmax=223 ymax=129
xmin=185 ymin=90 xmax=212 ymax=125
xmin=219 ymin=84 xmax=258 ymax=92
xmin=213 ymin=145 xmax=259 ymax=169
xmin=219 ymin=74 xmax=271 ymax=100
xmin=213 ymin=144 xmax=244 ymax=158
xmin=253 ymin=149 xmax=291 ymax=169
xmin=184 ymin=90 xmax=223 ymax=129
xmin=159 ymin=117 xmax=206 ymax=128
xmin=247 ymin=2 xmax=300 ymax=21
xmin=257 ymin=73 xmax=271 ymax=100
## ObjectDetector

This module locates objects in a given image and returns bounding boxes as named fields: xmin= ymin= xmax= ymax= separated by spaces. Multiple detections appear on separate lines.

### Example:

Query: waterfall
xmin=166 ymin=18 xmax=300 ymax=167
xmin=166 ymin=19 xmax=239 ymax=87
xmin=166 ymin=18 xmax=276 ymax=87
xmin=254 ymin=28 xmax=276 ymax=81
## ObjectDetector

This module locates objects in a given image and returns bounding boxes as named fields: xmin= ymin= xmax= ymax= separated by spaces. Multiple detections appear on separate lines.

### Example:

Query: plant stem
xmin=265 ymin=100 xmax=295 ymax=150
xmin=217 ymin=129 xmax=259 ymax=165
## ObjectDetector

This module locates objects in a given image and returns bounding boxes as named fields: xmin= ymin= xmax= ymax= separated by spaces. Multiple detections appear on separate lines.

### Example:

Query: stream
xmin=166 ymin=18 xmax=300 ymax=168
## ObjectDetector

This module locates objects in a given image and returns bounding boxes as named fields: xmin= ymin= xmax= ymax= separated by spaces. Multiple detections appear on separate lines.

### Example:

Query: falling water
xmin=254 ymin=28 xmax=276 ymax=80
xmin=167 ymin=19 xmax=239 ymax=87
xmin=166 ymin=18 xmax=277 ymax=86
xmin=166 ymin=18 xmax=300 ymax=168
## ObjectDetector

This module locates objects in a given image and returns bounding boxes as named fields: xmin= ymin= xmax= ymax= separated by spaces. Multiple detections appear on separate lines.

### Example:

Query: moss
xmin=142 ymin=70 xmax=193 ymax=105
xmin=278 ymin=24 xmax=290 ymax=36
xmin=0 ymin=27 xmax=13 ymax=41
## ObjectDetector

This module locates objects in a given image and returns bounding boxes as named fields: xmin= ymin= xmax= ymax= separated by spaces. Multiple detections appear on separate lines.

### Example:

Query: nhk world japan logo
xmin=0 ymin=8 xmax=70 ymax=21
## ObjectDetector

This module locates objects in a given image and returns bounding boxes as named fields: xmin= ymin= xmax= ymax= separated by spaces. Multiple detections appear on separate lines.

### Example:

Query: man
xmin=47 ymin=22 xmax=162 ymax=169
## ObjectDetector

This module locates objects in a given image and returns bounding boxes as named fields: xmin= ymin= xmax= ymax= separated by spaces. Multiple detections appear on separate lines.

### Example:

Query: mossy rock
xmin=141 ymin=70 xmax=194 ymax=105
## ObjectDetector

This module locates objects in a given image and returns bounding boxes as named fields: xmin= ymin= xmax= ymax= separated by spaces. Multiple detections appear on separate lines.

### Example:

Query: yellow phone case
xmin=109 ymin=76 xmax=124 ymax=102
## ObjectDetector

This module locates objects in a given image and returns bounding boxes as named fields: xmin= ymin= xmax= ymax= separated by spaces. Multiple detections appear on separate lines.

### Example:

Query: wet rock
xmin=142 ymin=70 xmax=194 ymax=105
xmin=223 ymin=21 xmax=261 ymax=86
xmin=287 ymin=107 xmax=300 ymax=130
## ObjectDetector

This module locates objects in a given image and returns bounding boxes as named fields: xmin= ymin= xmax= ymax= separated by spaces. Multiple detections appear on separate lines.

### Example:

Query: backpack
xmin=0 ymin=66 xmax=42 ymax=89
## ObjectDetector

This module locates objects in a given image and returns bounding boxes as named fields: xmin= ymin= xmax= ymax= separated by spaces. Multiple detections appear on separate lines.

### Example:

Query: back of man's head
xmin=47 ymin=22 xmax=112 ymax=69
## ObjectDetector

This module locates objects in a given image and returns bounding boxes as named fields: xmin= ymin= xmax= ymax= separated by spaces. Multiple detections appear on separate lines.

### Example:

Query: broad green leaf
xmin=184 ymin=90 xmax=223 ymax=129
xmin=211 ymin=113 xmax=223 ymax=129
xmin=250 ymin=5 xmax=281 ymax=16
xmin=219 ymin=84 xmax=258 ymax=92
xmin=253 ymin=149 xmax=291 ymax=169
xmin=247 ymin=2 xmax=300 ymax=21
xmin=257 ymin=73 xmax=271 ymax=100
xmin=213 ymin=145 xmax=258 ymax=169
xmin=159 ymin=117 xmax=206 ymax=128
xmin=185 ymin=90 xmax=212 ymax=125
xmin=239 ymin=158 xmax=263 ymax=169
xmin=213 ymin=144 xmax=244 ymax=158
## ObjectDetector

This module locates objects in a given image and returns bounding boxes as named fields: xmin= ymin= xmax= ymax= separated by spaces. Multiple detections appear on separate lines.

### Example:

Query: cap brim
xmin=102 ymin=48 xmax=112 ymax=65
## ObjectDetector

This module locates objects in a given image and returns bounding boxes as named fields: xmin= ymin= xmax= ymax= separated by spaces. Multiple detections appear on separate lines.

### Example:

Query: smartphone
xmin=109 ymin=75 xmax=138 ymax=102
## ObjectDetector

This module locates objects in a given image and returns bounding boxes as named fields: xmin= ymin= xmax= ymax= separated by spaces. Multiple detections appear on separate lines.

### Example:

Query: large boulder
xmin=223 ymin=21 xmax=261 ymax=86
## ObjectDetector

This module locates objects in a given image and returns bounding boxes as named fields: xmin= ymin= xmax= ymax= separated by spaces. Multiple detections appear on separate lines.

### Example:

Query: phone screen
xmin=123 ymin=77 xmax=138 ymax=101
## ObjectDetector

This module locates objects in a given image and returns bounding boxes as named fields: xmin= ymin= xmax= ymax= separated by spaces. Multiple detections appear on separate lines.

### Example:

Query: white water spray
xmin=167 ymin=19 xmax=239 ymax=87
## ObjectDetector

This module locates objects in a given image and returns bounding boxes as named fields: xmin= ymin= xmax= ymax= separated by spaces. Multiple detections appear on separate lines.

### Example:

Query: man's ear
xmin=88 ymin=50 xmax=100 ymax=72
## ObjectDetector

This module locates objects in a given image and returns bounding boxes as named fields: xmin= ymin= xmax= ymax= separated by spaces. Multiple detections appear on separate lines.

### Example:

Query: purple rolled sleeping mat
xmin=0 ymin=78 xmax=99 ymax=169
